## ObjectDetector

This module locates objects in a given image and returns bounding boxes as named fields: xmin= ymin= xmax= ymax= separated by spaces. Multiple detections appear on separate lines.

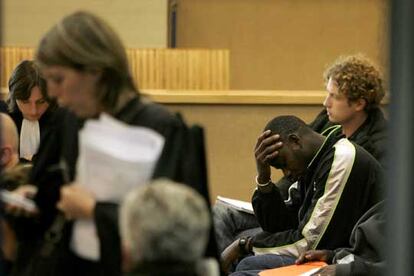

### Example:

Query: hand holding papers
xmin=76 ymin=114 xmax=165 ymax=202
xmin=71 ymin=114 xmax=165 ymax=260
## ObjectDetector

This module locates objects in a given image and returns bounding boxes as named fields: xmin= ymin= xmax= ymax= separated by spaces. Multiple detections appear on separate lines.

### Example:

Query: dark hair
xmin=7 ymin=60 xmax=56 ymax=113
xmin=323 ymin=55 xmax=385 ymax=111
xmin=264 ymin=115 xmax=309 ymax=141
xmin=35 ymin=11 xmax=138 ymax=113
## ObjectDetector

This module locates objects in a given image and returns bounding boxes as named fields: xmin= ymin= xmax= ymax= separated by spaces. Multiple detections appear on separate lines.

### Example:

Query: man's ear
xmin=0 ymin=147 xmax=12 ymax=167
xmin=287 ymin=134 xmax=302 ymax=150
xmin=354 ymin=98 xmax=367 ymax=112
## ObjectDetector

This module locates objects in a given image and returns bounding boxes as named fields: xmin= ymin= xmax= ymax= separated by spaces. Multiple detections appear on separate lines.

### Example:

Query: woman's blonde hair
xmin=35 ymin=11 xmax=138 ymax=112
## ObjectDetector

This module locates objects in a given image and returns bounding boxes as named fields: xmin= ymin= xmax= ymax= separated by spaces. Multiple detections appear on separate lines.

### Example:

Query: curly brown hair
xmin=323 ymin=55 xmax=385 ymax=111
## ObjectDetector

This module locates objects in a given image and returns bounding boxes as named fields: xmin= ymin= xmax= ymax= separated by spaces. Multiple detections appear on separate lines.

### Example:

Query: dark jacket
xmin=94 ymin=99 xmax=217 ymax=275
xmin=43 ymin=97 xmax=180 ymax=276
xmin=92 ymin=97 xmax=214 ymax=275
xmin=251 ymin=126 xmax=384 ymax=257
xmin=32 ymin=98 xmax=180 ymax=224
xmin=8 ymin=107 xmax=60 ymax=163
xmin=309 ymin=107 xmax=388 ymax=168
xmin=14 ymin=96 xmax=213 ymax=276
xmin=276 ymin=107 xmax=387 ymax=199
xmin=333 ymin=200 xmax=386 ymax=276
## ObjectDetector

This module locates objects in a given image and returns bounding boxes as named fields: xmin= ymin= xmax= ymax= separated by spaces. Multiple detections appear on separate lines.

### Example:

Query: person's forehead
xmin=327 ymin=78 xmax=339 ymax=91
xmin=28 ymin=87 xmax=45 ymax=100
xmin=327 ymin=79 xmax=348 ymax=99
xmin=16 ymin=88 xmax=43 ymax=102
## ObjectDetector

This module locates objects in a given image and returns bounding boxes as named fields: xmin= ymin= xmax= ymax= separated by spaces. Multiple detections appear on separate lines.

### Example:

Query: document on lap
xmin=216 ymin=196 xmax=254 ymax=215
xmin=259 ymin=261 xmax=327 ymax=276
xmin=71 ymin=113 xmax=165 ymax=261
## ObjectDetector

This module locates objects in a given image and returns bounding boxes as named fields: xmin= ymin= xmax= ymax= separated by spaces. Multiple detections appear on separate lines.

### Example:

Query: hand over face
xmin=57 ymin=184 xmax=96 ymax=220
xmin=254 ymin=130 xmax=283 ymax=183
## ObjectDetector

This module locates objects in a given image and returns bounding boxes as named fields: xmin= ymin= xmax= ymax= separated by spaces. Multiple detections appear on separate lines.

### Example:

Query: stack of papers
xmin=71 ymin=113 xmax=165 ymax=260
xmin=216 ymin=196 xmax=254 ymax=215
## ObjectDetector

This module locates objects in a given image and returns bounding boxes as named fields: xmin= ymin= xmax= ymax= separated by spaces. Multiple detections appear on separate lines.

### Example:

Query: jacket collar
xmin=348 ymin=107 xmax=387 ymax=142
xmin=307 ymin=125 xmax=343 ymax=170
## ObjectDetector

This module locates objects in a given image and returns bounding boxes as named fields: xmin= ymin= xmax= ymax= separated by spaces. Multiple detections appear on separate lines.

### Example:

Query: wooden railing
xmin=0 ymin=47 xmax=35 ymax=88
xmin=141 ymin=89 xmax=328 ymax=104
xmin=0 ymin=47 xmax=230 ymax=90
xmin=0 ymin=88 xmax=389 ymax=105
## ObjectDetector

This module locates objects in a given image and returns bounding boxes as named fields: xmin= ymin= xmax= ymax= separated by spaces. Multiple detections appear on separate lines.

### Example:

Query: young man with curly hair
xmin=312 ymin=55 xmax=387 ymax=167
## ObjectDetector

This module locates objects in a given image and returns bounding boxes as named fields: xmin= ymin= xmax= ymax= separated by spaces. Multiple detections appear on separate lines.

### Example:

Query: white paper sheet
xmin=71 ymin=113 xmax=165 ymax=260
xmin=216 ymin=196 xmax=254 ymax=214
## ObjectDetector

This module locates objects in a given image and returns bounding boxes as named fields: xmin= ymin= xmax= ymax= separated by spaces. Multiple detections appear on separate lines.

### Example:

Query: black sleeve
xmin=251 ymin=167 xmax=333 ymax=250
xmin=252 ymin=184 xmax=298 ymax=233
xmin=94 ymin=202 xmax=121 ymax=276
xmin=274 ymin=176 xmax=293 ymax=200
xmin=335 ymin=260 xmax=386 ymax=276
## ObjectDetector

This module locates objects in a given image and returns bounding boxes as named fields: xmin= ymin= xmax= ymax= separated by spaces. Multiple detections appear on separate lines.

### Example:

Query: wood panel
xmin=142 ymin=89 xmax=327 ymax=104
xmin=176 ymin=0 xmax=388 ymax=90
xmin=141 ymin=89 xmax=389 ymax=105
xmin=0 ymin=47 xmax=229 ymax=90
xmin=0 ymin=47 xmax=35 ymax=89
xmin=127 ymin=48 xmax=229 ymax=90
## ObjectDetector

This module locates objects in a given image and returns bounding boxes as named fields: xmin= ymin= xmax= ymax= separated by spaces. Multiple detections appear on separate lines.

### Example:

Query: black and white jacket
xmin=251 ymin=126 xmax=384 ymax=257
